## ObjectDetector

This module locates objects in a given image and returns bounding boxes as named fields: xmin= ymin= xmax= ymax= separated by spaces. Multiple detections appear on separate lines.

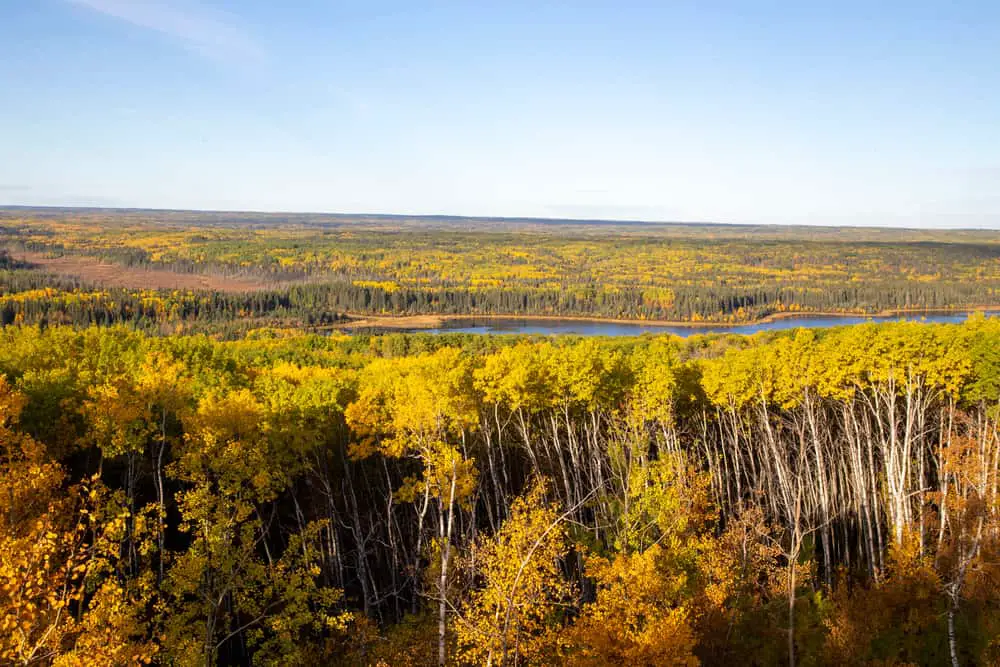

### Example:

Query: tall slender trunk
xmin=413 ymin=482 xmax=430 ymax=615
xmin=787 ymin=558 xmax=796 ymax=667
xmin=438 ymin=460 xmax=458 ymax=667
xmin=947 ymin=593 xmax=960 ymax=667
xmin=154 ymin=412 xmax=167 ymax=584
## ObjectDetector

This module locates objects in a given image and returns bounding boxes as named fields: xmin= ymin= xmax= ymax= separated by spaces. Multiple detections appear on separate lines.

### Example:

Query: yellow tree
xmin=79 ymin=371 xmax=152 ymax=584
xmin=0 ymin=375 xmax=156 ymax=665
xmin=931 ymin=432 xmax=1000 ymax=667
xmin=695 ymin=506 xmax=783 ymax=664
xmin=0 ymin=375 xmax=83 ymax=665
xmin=162 ymin=388 xmax=349 ymax=665
xmin=134 ymin=351 xmax=192 ymax=584
xmin=51 ymin=482 xmax=160 ymax=667
xmin=455 ymin=478 xmax=572 ymax=666
xmin=346 ymin=347 xmax=479 ymax=666
xmin=561 ymin=454 xmax=712 ymax=666
xmin=562 ymin=545 xmax=700 ymax=666
xmin=822 ymin=536 xmax=943 ymax=665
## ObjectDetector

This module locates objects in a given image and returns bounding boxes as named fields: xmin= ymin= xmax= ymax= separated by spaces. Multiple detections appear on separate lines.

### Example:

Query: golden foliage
xmin=455 ymin=478 xmax=572 ymax=666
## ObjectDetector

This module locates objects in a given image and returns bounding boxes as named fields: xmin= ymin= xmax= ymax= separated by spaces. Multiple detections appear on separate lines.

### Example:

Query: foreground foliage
xmin=1 ymin=320 xmax=999 ymax=664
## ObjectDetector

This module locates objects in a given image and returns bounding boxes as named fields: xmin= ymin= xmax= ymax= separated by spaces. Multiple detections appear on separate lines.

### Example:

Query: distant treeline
xmin=0 ymin=253 xmax=347 ymax=334
xmin=3 ymin=264 xmax=993 ymax=330
xmin=0 ymin=266 xmax=995 ymax=331
xmin=292 ymin=279 xmax=996 ymax=321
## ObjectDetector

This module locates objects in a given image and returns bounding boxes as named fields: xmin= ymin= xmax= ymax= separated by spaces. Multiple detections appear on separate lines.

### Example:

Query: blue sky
xmin=1 ymin=1 xmax=999 ymax=227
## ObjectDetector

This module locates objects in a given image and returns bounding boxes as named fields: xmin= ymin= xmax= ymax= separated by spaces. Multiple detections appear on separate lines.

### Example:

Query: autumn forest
xmin=1 ymin=209 xmax=1000 ymax=666
xmin=3 ymin=209 xmax=1000 ymax=329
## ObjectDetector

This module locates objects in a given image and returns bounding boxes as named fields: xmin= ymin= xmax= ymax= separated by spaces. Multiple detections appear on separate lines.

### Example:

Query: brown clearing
xmin=333 ymin=314 xmax=448 ymax=329
xmin=11 ymin=250 xmax=285 ymax=292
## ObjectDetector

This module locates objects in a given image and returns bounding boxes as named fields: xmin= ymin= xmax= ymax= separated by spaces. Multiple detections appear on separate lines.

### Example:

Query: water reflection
xmin=420 ymin=312 xmax=998 ymax=337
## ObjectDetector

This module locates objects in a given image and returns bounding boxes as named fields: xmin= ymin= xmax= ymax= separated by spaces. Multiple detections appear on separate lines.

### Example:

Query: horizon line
xmin=4 ymin=203 xmax=999 ymax=233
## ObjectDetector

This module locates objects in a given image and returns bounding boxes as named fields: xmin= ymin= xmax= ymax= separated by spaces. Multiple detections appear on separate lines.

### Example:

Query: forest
xmin=0 ymin=252 xmax=347 ymax=335
xmin=2 ymin=318 xmax=1000 ymax=665
xmin=3 ymin=208 xmax=1000 ymax=323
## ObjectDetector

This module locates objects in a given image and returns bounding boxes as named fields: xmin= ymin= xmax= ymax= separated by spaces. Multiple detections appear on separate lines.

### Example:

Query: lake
xmin=417 ymin=311 xmax=999 ymax=337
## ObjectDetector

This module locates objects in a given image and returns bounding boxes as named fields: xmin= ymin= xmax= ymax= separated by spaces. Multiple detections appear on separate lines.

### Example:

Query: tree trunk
xmin=948 ymin=595 xmax=960 ymax=667
xmin=787 ymin=555 xmax=796 ymax=667
xmin=438 ymin=461 xmax=458 ymax=667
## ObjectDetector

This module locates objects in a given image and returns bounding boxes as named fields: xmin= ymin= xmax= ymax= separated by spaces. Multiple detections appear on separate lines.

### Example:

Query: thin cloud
xmin=66 ymin=0 xmax=260 ymax=63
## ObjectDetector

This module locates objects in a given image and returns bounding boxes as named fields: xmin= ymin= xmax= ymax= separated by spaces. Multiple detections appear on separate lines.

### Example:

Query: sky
xmin=1 ymin=1 xmax=999 ymax=227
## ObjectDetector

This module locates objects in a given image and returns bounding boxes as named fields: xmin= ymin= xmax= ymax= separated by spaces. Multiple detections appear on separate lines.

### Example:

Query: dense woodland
xmin=3 ymin=209 xmax=1000 ymax=322
xmin=3 ymin=318 xmax=1000 ymax=665
xmin=0 ymin=252 xmax=348 ymax=334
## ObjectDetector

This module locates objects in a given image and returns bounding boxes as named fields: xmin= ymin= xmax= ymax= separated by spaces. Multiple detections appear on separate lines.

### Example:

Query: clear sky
xmin=2 ymin=1 xmax=999 ymax=227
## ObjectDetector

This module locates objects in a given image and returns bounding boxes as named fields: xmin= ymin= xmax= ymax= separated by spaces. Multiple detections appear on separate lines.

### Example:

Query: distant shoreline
xmin=331 ymin=306 xmax=1000 ymax=331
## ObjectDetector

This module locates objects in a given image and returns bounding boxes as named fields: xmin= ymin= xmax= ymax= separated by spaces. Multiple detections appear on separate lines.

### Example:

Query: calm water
xmin=419 ymin=312 xmax=998 ymax=337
